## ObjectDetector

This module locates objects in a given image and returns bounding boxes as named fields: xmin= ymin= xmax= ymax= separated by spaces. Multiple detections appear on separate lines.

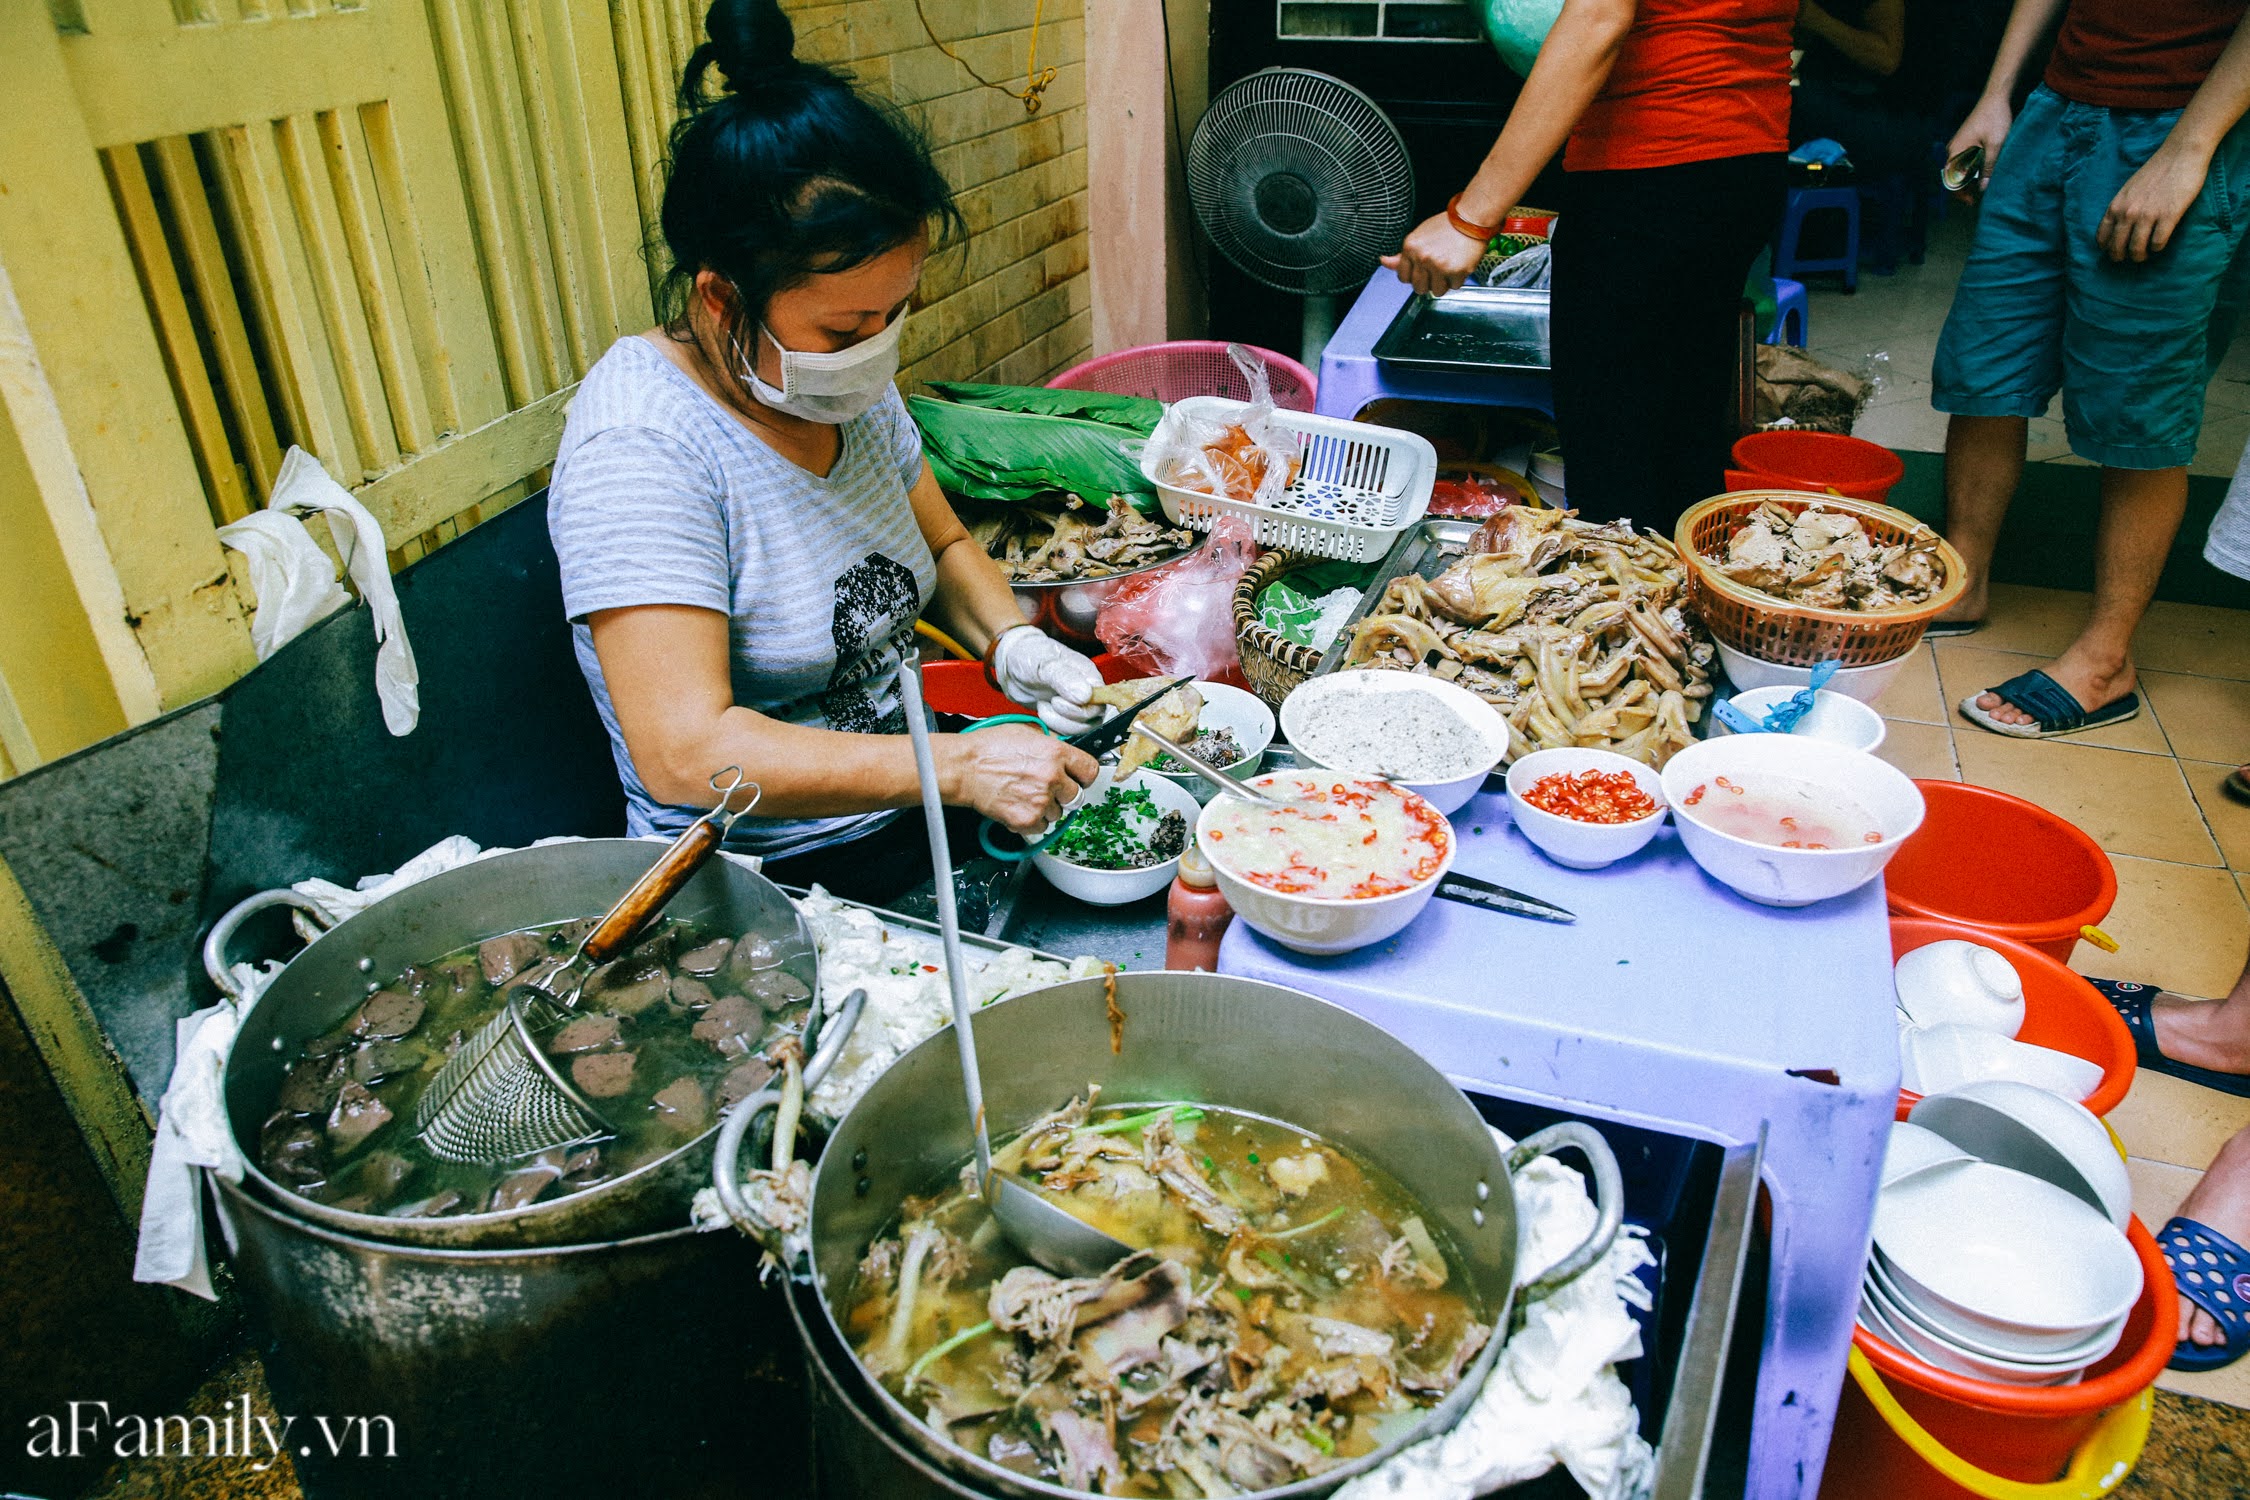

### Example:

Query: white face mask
xmin=742 ymin=315 xmax=904 ymax=424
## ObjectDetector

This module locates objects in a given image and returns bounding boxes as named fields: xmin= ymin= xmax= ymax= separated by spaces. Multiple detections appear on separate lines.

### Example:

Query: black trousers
xmin=1549 ymin=152 xmax=1787 ymax=536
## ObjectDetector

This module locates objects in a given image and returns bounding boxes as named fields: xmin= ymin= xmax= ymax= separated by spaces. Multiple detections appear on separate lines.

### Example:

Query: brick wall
xmin=787 ymin=0 xmax=1092 ymax=390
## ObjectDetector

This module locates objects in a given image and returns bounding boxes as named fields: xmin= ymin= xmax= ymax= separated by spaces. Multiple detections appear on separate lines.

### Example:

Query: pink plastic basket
xmin=1048 ymin=341 xmax=1316 ymax=411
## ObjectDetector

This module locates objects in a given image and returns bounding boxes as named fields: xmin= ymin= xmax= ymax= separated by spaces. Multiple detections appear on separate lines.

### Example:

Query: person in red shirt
xmin=1386 ymin=0 xmax=1797 ymax=532
xmin=1933 ymin=0 xmax=2250 ymax=740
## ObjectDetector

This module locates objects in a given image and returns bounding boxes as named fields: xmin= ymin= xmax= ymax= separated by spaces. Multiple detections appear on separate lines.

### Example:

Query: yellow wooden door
xmin=0 ymin=0 xmax=654 ymax=759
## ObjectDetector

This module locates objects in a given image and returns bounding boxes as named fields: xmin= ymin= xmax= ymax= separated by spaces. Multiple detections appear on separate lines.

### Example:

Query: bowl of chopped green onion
xmin=1033 ymin=769 xmax=1204 ymax=905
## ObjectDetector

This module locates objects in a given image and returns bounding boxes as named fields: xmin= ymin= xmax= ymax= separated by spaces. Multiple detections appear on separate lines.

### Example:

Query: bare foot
xmin=1970 ymin=644 xmax=2136 ymax=730
xmin=2174 ymin=1130 xmax=2250 ymax=1350
xmin=1934 ymin=579 xmax=1988 ymax=626
xmin=2147 ymin=988 xmax=2250 ymax=1075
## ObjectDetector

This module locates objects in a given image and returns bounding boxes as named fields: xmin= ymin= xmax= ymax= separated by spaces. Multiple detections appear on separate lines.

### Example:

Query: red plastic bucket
xmin=1885 ymin=783 xmax=2117 ymax=964
xmin=1889 ymin=918 xmax=2137 ymax=1116
xmin=1821 ymin=1217 xmax=2174 ymax=1500
xmin=1731 ymin=430 xmax=1906 ymax=502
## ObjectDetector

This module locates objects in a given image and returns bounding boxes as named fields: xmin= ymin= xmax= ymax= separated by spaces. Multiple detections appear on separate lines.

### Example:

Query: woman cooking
xmin=549 ymin=0 xmax=1100 ymax=903
xmin=1385 ymin=0 xmax=1794 ymax=534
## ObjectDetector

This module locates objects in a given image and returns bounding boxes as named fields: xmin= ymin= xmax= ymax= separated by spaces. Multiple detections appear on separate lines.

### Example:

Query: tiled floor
xmin=1804 ymin=210 xmax=2250 ymax=480
xmin=1876 ymin=582 xmax=2250 ymax=1408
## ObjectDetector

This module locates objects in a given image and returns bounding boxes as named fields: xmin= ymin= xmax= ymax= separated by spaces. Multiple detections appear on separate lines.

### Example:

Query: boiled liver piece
xmin=478 ymin=931 xmax=548 ymax=985
xmin=691 ymin=995 xmax=760 ymax=1056
xmin=355 ymin=990 xmax=427 ymax=1040
xmin=586 ymin=961 xmax=669 ymax=1015
xmin=570 ymin=1051 xmax=637 ymax=1098
xmin=651 ymin=1076 xmax=709 ymax=1134
xmin=326 ymin=1082 xmax=394 ymax=1153
xmin=678 ymin=938 xmax=733 ymax=977
xmin=718 ymin=1057 xmax=776 ymax=1107
xmin=545 ymin=1014 xmax=622 ymax=1055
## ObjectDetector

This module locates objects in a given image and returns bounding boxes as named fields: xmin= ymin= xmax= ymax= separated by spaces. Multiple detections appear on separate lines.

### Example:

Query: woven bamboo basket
xmin=1233 ymin=553 xmax=1333 ymax=709
xmin=1675 ymin=490 xmax=1968 ymax=668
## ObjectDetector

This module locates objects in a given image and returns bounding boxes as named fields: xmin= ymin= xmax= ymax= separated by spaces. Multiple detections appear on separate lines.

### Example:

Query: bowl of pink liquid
xmin=1659 ymin=736 xmax=1927 ymax=907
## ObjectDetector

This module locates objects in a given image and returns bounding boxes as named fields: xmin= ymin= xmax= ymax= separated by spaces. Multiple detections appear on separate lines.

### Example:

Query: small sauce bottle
xmin=1165 ymin=845 xmax=1233 ymax=971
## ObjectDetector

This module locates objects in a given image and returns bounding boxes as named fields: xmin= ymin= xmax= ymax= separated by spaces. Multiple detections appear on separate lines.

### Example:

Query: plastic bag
xmin=215 ymin=446 xmax=422 ymax=734
xmin=1480 ymin=0 xmax=1562 ymax=78
xmin=1145 ymin=345 xmax=1303 ymax=507
xmin=1095 ymin=516 xmax=1260 ymax=687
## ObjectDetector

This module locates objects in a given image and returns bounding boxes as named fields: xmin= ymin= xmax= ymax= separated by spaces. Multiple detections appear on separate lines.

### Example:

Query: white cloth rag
xmin=1336 ymin=1131 xmax=1659 ymax=1500
xmin=131 ymin=960 xmax=278 ymax=1298
xmin=215 ymin=445 xmax=420 ymax=735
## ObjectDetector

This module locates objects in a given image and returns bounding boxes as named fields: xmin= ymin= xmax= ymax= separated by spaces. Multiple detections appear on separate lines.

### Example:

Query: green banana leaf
xmin=908 ymin=392 xmax=1156 ymax=510
xmin=923 ymin=381 xmax=1164 ymax=434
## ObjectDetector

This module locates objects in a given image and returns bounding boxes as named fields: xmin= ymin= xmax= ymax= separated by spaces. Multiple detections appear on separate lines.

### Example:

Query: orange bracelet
xmin=1446 ymin=193 xmax=1501 ymax=244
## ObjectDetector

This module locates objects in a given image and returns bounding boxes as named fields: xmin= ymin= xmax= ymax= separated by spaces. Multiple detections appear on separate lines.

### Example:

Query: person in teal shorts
xmin=1932 ymin=0 xmax=2250 ymax=738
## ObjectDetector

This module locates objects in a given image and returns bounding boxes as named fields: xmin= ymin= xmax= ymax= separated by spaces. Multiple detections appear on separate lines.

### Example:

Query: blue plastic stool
xmin=1767 ymin=277 xmax=1809 ymax=347
xmin=1775 ymin=185 xmax=1860 ymax=291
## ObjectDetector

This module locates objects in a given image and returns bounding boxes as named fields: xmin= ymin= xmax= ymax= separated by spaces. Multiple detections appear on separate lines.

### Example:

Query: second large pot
xmin=801 ymin=971 xmax=1621 ymax=1499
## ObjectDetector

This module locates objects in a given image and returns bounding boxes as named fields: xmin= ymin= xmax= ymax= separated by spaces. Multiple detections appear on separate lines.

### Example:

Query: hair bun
xmin=701 ymin=0 xmax=797 ymax=94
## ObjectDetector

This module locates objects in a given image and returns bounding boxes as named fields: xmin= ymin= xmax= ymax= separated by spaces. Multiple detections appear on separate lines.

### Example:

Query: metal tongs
xmin=411 ymin=768 xmax=761 ymax=1164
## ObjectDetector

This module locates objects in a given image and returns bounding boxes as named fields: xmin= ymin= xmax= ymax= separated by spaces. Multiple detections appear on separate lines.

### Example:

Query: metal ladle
xmin=895 ymin=665 xmax=1135 ymax=1279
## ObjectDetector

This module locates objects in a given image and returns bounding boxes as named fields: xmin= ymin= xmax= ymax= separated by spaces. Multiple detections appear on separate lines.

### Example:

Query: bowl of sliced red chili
xmin=1504 ymin=749 xmax=1670 ymax=870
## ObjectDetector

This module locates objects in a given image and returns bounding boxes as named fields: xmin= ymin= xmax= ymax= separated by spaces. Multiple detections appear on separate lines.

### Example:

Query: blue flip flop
xmin=2160 ymin=1216 xmax=2250 ymax=1371
xmin=1958 ymin=669 xmax=2140 ymax=740
xmin=2092 ymin=978 xmax=2250 ymax=1098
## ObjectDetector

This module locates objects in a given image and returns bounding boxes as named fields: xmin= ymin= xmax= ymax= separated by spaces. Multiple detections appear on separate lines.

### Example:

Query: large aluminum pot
xmin=217 ymin=839 xmax=817 ymax=1249
xmin=213 ymin=1172 xmax=798 ymax=1500
xmin=800 ymin=971 xmax=1621 ymax=1499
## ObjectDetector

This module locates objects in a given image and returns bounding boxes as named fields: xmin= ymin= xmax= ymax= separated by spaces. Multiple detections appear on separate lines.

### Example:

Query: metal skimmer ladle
xmin=412 ymin=768 xmax=760 ymax=1164
xmin=896 ymin=665 xmax=1135 ymax=1279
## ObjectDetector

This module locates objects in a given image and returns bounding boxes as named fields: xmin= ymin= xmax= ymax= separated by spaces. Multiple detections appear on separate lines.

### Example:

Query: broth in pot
xmin=844 ymin=1092 xmax=1490 ymax=1496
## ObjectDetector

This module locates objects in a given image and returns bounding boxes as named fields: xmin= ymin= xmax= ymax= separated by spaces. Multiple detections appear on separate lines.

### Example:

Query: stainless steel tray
xmin=1371 ymin=285 xmax=1551 ymax=373
xmin=1308 ymin=517 xmax=1486 ymax=680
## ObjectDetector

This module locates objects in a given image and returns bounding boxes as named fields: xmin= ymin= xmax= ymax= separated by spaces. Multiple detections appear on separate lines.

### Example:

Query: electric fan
xmin=1186 ymin=67 xmax=1416 ymax=366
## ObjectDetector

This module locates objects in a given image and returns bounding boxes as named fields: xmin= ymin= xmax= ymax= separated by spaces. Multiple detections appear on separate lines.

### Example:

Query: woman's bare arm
xmin=904 ymin=459 xmax=1028 ymax=658
xmin=585 ymin=603 xmax=1093 ymax=830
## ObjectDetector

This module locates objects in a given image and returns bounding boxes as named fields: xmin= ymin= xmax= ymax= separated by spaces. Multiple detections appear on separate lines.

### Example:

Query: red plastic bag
xmin=1095 ymin=517 xmax=1258 ymax=688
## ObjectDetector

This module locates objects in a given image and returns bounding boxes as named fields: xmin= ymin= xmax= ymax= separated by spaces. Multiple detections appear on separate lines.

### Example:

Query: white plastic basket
xmin=1139 ymin=396 xmax=1437 ymax=562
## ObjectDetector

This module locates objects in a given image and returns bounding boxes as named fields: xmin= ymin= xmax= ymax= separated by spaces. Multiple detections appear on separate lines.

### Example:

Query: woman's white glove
xmin=989 ymin=627 xmax=1104 ymax=734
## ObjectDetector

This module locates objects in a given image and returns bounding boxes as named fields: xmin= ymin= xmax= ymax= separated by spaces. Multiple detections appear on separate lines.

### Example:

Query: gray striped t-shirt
xmin=549 ymin=335 xmax=936 ymax=856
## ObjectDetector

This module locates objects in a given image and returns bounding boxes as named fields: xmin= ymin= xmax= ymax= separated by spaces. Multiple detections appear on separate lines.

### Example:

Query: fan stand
xmin=1301 ymin=293 xmax=1344 ymax=371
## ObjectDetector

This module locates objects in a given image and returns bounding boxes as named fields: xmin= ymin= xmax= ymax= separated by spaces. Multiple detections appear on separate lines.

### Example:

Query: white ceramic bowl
xmin=1714 ymin=638 xmax=1914 ymax=705
xmin=1883 ymin=1121 xmax=1973 ymax=1187
xmin=1711 ymin=687 xmax=1888 ymax=753
xmin=1909 ymin=1079 xmax=2132 ymax=1230
xmin=1195 ymin=772 xmax=1456 ymax=955
xmin=1504 ymin=748 xmax=1669 ymax=870
xmin=1281 ymin=671 xmax=1509 ymax=816
xmin=1868 ymin=1254 xmax=2127 ymax=1368
xmin=1139 ymin=681 xmax=1277 ymax=806
xmin=1894 ymin=939 xmax=2027 ymax=1036
xmin=1659 ymin=735 xmax=1926 ymax=907
xmin=1900 ymin=1025 xmax=2105 ymax=1102
xmin=1032 ymin=768 xmax=1204 ymax=906
xmin=1860 ymin=1279 xmax=2098 ymax=1385
xmin=1874 ymin=1159 xmax=2141 ymax=1350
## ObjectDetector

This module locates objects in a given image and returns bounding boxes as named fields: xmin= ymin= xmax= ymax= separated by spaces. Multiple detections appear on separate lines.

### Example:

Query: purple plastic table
xmin=1316 ymin=272 xmax=1556 ymax=422
xmin=1216 ymin=788 xmax=1899 ymax=1500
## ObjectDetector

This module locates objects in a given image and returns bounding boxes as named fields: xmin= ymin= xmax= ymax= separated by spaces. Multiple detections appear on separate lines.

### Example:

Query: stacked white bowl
xmin=1863 ymin=1088 xmax=2143 ymax=1386
xmin=1893 ymin=940 xmax=2106 ymax=1101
